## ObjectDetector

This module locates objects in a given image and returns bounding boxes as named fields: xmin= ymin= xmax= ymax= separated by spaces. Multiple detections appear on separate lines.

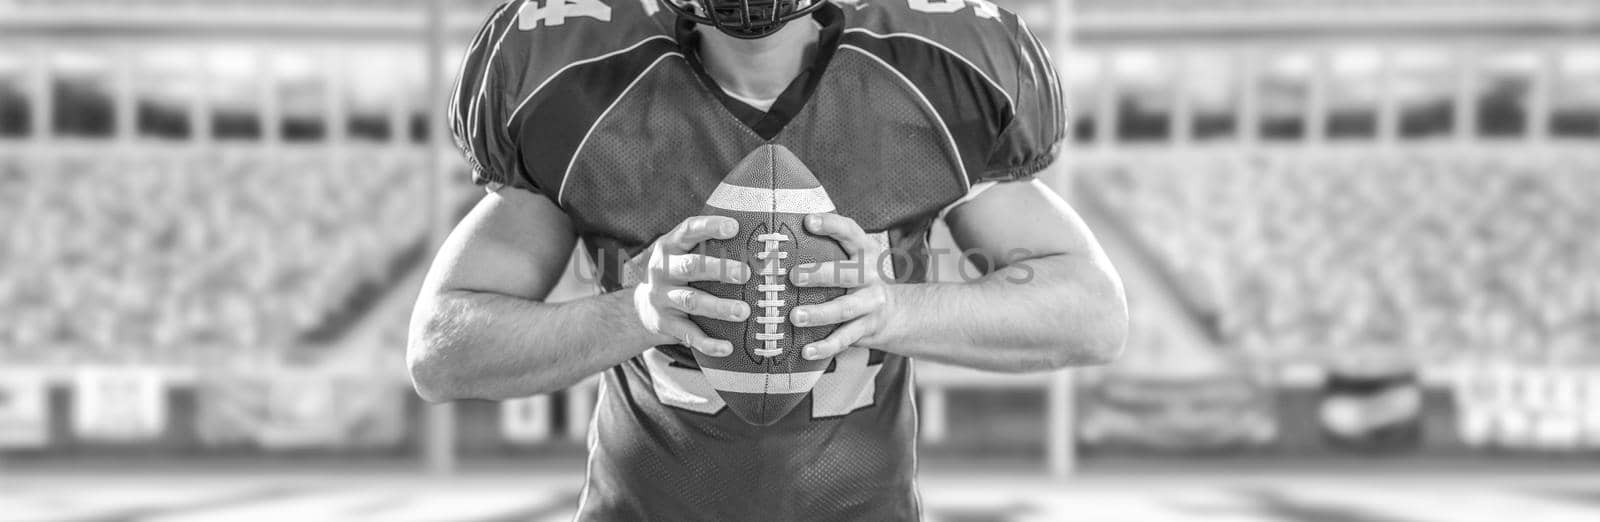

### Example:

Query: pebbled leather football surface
xmin=690 ymin=144 xmax=848 ymax=426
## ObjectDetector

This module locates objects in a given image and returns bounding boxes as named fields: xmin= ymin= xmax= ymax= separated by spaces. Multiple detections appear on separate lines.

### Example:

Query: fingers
xmin=664 ymin=254 xmax=750 ymax=284
xmin=663 ymin=287 xmax=750 ymax=322
xmin=794 ymin=214 xmax=889 ymax=362
xmin=790 ymin=289 xmax=881 ymax=328
xmin=802 ymin=320 xmax=871 ymax=361
xmin=634 ymin=285 xmax=735 ymax=356
xmin=663 ymin=216 xmax=738 ymax=253
xmin=790 ymin=260 xmax=871 ymax=288
xmin=805 ymin=214 xmax=877 ymax=258
xmin=657 ymin=314 xmax=733 ymax=357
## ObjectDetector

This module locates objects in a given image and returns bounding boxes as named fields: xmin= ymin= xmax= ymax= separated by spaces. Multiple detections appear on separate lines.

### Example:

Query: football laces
xmin=752 ymin=231 xmax=791 ymax=358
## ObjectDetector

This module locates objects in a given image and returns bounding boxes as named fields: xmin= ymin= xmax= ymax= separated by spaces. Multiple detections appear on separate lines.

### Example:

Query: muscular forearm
xmin=408 ymin=289 xmax=660 ymax=401
xmin=864 ymin=253 xmax=1126 ymax=372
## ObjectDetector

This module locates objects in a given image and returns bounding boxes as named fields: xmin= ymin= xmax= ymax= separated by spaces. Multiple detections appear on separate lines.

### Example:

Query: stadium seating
xmin=1077 ymin=0 xmax=1589 ymax=11
xmin=0 ymin=145 xmax=432 ymax=365
xmin=1080 ymin=143 xmax=1600 ymax=365
xmin=3 ymin=0 xmax=499 ymax=7
xmin=8 ymin=141 xmax=1596 ymax=372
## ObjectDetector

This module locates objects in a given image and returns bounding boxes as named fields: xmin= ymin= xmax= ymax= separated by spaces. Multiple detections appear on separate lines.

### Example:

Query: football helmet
xmin=660 ymin=0 xmax=826 ymax=40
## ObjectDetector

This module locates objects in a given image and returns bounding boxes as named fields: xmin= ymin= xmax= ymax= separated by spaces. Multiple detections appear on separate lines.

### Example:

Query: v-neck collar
xmin=676 ymin=3 xmax=845 ymax=141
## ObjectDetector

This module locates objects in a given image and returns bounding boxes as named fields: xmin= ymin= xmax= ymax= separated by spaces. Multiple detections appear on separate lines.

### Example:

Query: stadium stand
xmin=1 ymin=0 xmax=501 ymax=7
xmin=0 ymin=146 xmax=431 ymax=365
xmin=1080 ymin=143 xmax=1600 ymax=366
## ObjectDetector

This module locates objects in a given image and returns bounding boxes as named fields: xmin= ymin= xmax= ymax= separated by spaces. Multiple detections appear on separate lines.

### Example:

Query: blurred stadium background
xmin=2 ymin=0 xmax=1599 ymax=520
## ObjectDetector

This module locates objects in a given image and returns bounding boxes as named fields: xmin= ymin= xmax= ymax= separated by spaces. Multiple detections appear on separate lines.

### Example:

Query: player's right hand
xmin=633 ymin=215 xmax=751 ymax=357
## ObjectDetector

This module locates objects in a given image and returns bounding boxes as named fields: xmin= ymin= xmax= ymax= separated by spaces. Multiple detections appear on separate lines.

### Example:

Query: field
xmin=5 ymin=465 xmax=1600 ymax=522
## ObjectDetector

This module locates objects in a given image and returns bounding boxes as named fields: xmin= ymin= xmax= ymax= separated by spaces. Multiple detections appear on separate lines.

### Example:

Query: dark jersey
xmin=450 ymin=1 xmax=1063 ymax=520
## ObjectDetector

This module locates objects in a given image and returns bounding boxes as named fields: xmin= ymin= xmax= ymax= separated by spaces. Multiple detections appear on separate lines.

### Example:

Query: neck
xmin=696 ymin=20 xmax=821 ymax=101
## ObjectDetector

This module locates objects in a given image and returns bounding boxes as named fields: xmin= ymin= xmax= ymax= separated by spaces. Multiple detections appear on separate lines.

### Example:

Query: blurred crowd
xmin=1084 ymin=143 xmax=1600 ymax=366
xmin=0 ymin=147 xmax=429 ymax=365
xmin=5 ymin=143 xmax=1593 ymax=372
xmin=0 ymin=0 xmax=501 ymax=8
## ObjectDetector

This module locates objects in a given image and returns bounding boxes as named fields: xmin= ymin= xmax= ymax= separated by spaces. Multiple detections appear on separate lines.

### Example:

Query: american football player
xmin=409 ymin=0 xmax=1127 ymax=519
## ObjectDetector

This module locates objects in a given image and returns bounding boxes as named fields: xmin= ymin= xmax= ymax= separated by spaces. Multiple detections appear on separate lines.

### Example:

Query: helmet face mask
xmin=661 ymin=0 xmax=827 ymax=40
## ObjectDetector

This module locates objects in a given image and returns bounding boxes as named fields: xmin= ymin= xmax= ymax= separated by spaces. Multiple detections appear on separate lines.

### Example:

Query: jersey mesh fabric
xmin=583 ymin=353 xmax=917 ymax=520
xmin=569 ymin=53 xmax=952 ymax=521
xmin=773 ymin=50 xmax=969 ymax=233
xmin=562 ymin=63 xmax=765 ymax=244
xmin=569 ymin=57 xmax=924 ymax=520
xmin=444 ymin=2 xmax=1065 ymax=520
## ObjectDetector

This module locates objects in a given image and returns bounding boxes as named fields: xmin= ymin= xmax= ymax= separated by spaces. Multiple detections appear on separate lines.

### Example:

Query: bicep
xmin=943 ymin=177 xmax=1097 ymax=273
xmin=419 ymin=188 xmax=577 ymax=302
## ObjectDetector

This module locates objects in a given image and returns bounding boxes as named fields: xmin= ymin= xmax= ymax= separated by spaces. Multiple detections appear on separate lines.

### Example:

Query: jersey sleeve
xmin=449 ymin=3 xmax=540 ymax=194
xmin=978 ymin=20 xmax=1065 ymax=183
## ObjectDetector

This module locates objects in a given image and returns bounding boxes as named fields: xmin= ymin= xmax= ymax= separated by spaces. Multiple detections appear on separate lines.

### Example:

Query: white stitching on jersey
xmin=841 ymin=28 xmax=1017 ymax=123
xmin=557 ymin=53 xmax=682 ymax=205
xmin=936 ymin=180 xmax=1001 ymax=222
xmin=505 ymin=35 xmax=678 ymax=133
xmin=1016 ymin=20 xmax=1065 ymax=145
xmin=450 ymin=2 xmax=511 ymax=139
xmin=572 ymin=377 xmax=605 ymax=521
xmin=837 ymin=44 xmax=971 ymax=191
xmin=753 ymin=231 xmax=790 ymax=358
xmin=469 ymin=0 xmax=528 ymax=145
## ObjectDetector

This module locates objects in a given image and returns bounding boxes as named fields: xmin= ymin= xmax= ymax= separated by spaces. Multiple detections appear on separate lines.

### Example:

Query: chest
xmin=540 ymin=51 xmax=972 ymax=246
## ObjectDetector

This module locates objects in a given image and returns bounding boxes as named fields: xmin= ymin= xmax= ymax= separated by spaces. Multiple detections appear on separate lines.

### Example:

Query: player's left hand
xmin=790 ymin=213 xmax=897 ymax=361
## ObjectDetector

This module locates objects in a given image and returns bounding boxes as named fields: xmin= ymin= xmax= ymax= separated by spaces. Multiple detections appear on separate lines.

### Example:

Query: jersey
xmin=449 ymin=1 xmax=1064 ymax=520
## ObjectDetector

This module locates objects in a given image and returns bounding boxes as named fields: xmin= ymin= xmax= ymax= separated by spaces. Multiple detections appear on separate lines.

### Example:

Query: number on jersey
xmin=810 ymin=347 xmax=881 ymax=418
xmin=908 ymin=0 xmax=1000 ymax=19
xmin=520 ymin=0 xmax=613 ymax=30
xmin=644 ymin=347 xmax=882 ymax=419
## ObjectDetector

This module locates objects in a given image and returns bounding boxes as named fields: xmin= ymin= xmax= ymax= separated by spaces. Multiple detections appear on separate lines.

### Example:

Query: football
xmin=689 ymin=144 xmax=849 ymax=426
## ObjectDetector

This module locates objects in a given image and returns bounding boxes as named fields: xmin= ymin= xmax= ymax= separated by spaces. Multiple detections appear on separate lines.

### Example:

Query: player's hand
xmin=789 ymin=214 xmax=896 ymax=361
xmin=633 ymin=216 xmax=752 ymax=357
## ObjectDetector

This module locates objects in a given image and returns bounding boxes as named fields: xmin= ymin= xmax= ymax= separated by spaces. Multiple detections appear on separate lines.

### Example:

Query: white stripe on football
xmin=706 ymin=185 xmax=836 ymax=214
